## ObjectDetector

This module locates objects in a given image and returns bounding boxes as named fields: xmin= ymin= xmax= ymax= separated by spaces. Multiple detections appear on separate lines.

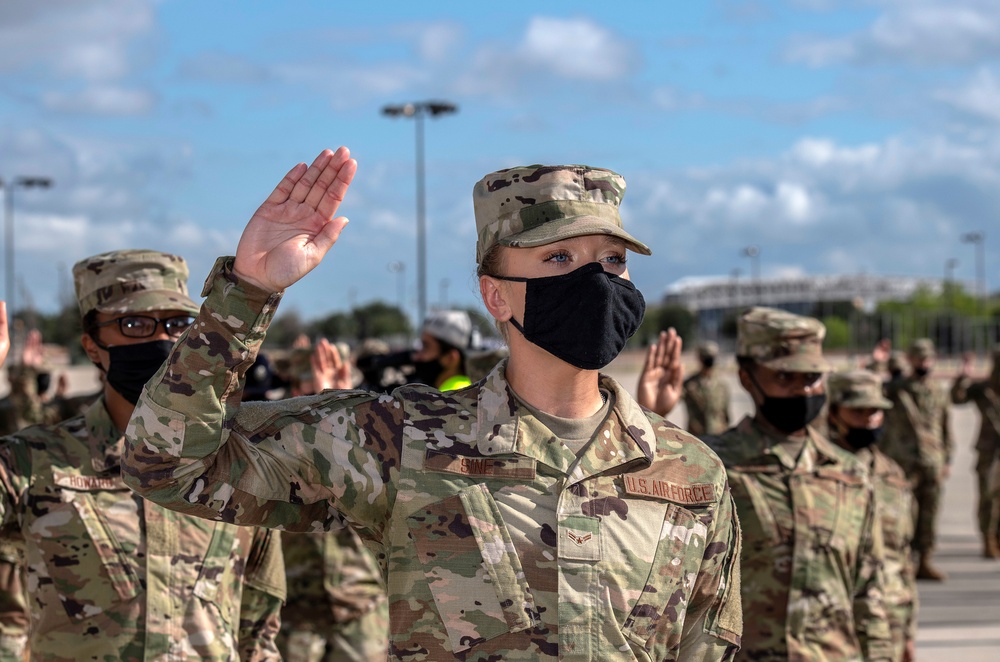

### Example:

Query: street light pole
xmin=742 ymin=245 xmax=760 ymax=305
xmin=381 ymin=101 xmax=458 ymax=324
xmin=961 ymin=232 xmax=986 ymax=313
xmin=944 ymin=258 xmax=959 ymax=312
xmin=1 ymin=176 xmax=53 ymax=314
xmin=387 ymin=261 xmax=406 ymax=314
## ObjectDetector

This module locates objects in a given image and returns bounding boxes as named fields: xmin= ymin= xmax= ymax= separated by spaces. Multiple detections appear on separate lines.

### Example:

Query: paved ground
xmin=5 ymin=350 xmax=1000 ymax=659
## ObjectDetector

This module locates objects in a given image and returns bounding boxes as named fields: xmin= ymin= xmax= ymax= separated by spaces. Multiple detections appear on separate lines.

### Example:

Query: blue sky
xmin=1 ymin=0 xmax=998 ymax=323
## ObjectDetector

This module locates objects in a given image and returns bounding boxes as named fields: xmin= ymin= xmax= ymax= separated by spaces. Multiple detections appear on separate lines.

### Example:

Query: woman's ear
xmin=479 ymin=276 xmax=512 ymax=323
xmin=80 ymin=333 xmax=104 ymax=368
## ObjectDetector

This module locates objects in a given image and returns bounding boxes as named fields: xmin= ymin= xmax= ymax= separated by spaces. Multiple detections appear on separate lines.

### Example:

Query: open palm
xmin=636 ymin=329 xmax=684 ymax=417
xmin=234 ymin=147 xmax=358 ymax=291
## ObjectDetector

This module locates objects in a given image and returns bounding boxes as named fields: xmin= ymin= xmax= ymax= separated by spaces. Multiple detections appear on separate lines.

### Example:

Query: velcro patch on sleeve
xmin=622 ymin=475 xmax=716 ymax=505
xmin=424 ymin=450 xmax=536 ymax=480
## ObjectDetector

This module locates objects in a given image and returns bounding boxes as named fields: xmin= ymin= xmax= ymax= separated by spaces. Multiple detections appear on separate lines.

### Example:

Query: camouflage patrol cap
xmin=473 ymin=164 xmax=652 ymax=263
xmin=827 ymin=370 xmax=892 ymax=410
xmin=697 ymin=341 xmax=720 ymax=360
xmin=737 ymin=306 xmax=833 ymax=372
xmin=73 ymin=249 xmax=199 ymax=317
xmin=908 ymin=338 xmax=936 ymax=359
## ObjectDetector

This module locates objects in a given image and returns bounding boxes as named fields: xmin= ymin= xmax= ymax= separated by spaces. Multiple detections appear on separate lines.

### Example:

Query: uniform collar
xmin=475 ymin=361 xmax=655 ymax=478
xmin=84 ymin=396 xmax=124 ymax=474
xmin=735 ymin=415 xmax=841 ymax=470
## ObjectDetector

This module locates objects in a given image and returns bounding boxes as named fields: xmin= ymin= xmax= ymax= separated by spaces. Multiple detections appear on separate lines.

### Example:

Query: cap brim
xmin=757 ymin=354 xmax=835 ymax=373
xmin=499 ymin=215 xmax=652 ymax=256
xmin=94 ymin=290 xmax=200 ymax=316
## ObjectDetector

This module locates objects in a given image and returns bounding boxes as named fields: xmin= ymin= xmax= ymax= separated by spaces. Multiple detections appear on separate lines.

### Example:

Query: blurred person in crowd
xmin=828 ymin=370 xmax=917 ymax=662
xmin=950 ymin=347 xmax=1000 ymax=559
xmin=682 ymin=341 xmax=731 ymax=437
xmin=883 ymin=338 xmax=953 ymax=580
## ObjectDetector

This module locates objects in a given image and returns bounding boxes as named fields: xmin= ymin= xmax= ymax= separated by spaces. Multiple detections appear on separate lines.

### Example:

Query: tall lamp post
xmin=382 ymin=101 xmax=458 ymax=324
xmin=742 ymin=245 xmax=760 ymax=304
xmin=1 ymin=176 xmax=54 ymax=314
xmin=961 ymin=231 xmax=985 ymax=313
xmin=944 ymin=258 xmax=959 ymax=312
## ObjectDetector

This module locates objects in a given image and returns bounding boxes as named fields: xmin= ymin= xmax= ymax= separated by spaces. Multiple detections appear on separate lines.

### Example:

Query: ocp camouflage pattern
xmin=0 ymin=398 xmax=286 ymax=661
xmin=682 ymin=371 xmax=731 ymax=437
xmin=122 ymin=256 xmax=743 ymax=661
xmin=705 ymin=416 xmax=893 ymax=661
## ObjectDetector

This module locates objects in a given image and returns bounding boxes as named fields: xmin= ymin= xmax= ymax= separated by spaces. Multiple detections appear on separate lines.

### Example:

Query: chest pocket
xmin=621 ymin=502 xmax=708 ymax=654
xmin=32 ymin=472 xmax=142 ymax=622
xmin=728 ymin=468 xmax=786 ymax=548
xmin=406 ymin=483 xmax=537 ymax=654
xmin=802 ymin=467 xmax=867 ymax=551
xmin=878 ymin=475 xmax=914 ymax=550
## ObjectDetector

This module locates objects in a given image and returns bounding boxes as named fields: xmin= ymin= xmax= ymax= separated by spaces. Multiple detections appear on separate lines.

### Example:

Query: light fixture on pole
xmin=960 ymin=231 xmax=986 ymax=312
xmin=1 ymin=176 xmax=54 ymax=316
xmin=381 ymin=100 xmax=458 ymax=325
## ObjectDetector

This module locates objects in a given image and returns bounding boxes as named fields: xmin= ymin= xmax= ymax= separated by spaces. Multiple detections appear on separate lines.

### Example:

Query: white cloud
xmin=785 ymin=1 xmax=1000 ymax=66
xmin=518 ymin=16 xmax=637 ymax=81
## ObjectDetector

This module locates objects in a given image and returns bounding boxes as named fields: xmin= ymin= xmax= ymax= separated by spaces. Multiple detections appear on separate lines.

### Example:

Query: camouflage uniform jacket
xmin=950 ymin=376 xmax=1000 ymax=453
xmin=883 ymin=376 xmax=952 ymax=471
xmin=0 ymin=398 xmax=287 ymax=661
xmin=682 ymin=371 xmax=730 ymax=437
xmin=122 ymin=258 xmax=744 ymax=662
xmin=705 ymin=416 xmax=892 ymax=661
xmin=860 ymin=447 xmax=917 ymax=660
xmin=281 ymin=527 xmax=386 ymax=628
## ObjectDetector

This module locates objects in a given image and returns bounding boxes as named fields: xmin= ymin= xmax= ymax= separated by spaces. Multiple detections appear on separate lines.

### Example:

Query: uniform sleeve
xmin=0 ymin=438 xmax=33 ymax=533
xmin=677 ymin=478 xmax=743 ymax=661
xmin=121 ymin=257 xmax=405 ymax=535
xmin=237 ymin=528 xmax=286 ymax=662
xmin=0 ymin=538 xmax=28 ymax=662
xmin=851 ymin=486 xmax=893 ymax=661
xmin=941 ymin=387 xmax=953 ymax=465
xmin=950 ymin=376 xmax=972 ymax=405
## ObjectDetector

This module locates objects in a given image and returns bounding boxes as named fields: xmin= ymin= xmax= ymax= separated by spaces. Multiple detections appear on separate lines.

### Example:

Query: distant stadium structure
xmin=664 ymin=273 xmax=945 ymax=340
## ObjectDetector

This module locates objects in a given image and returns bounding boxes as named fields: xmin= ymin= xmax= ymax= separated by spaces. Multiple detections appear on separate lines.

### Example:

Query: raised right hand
xmin=234 ymin=147 xmax=358 ymax=292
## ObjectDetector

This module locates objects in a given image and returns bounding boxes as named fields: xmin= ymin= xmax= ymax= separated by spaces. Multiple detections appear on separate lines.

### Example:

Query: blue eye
xmin=545 ymin=252 xmax=569 ymax=263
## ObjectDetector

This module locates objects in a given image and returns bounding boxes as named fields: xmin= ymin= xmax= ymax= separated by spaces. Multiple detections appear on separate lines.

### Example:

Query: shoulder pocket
xmin=406 ymin=483 xmax=537 ymax=653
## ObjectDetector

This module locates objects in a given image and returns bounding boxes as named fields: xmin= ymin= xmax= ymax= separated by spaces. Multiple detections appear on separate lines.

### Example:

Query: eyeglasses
xmin=90 ymin=315 xmax=195 ymax=339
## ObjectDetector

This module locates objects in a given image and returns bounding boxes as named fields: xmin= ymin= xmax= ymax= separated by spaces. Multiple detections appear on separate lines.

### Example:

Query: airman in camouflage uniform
xmin=122 ymin=149 xmax=743 ymax=660
xmin=0 ymin=249 xmax=286 ymax=661
xmin=883 ymin=338 xmax=952 ymax=580
xmin=828 ymin=370 xmax=917 ymax=662
xmin=950 ymin=346 xmax=1000 ymax=559
xmin=705 ymin=307 xmax=891 ymax=661
xmin=683 ymin=341 xmax=730 ymax=437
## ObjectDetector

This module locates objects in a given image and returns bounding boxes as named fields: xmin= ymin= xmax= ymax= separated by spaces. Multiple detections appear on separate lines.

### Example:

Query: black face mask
xmin=106 ymin=340 xmax=174 ymax=405
xmin=759 ymin=393 xmax=826 ymax=434
xmin=844 ymin=425 xmax=884 ymax=450
xmin=412 ymin=358 xmax=444 ymax=387
xmin=701 ymin=357 xmax=716 ymax=369
xmin=496 ymin=262 xmax=646 ymax=370
xmin=914 ymin=367 xmax=931 ymax=378
xmin=36 ymin=372 xmax=52 ymax=395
